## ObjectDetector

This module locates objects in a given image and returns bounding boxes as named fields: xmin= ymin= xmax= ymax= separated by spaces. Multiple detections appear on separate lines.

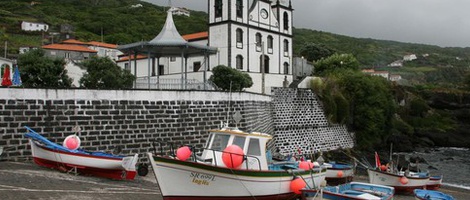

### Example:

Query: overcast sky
xmin=143 ymin=0 xmax=470 ymax=48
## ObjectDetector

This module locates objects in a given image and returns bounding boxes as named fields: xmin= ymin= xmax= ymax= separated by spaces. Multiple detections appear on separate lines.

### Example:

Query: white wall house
xmin=21 ymin=21 xmax=49 ymax=32
xmin=169 ymin=7 xmax=190 ymax=17
xmin=403 ymin=54 xmax=417 ymax=61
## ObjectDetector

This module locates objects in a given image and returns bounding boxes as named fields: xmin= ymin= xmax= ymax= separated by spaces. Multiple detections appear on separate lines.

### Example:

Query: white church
xmin=117 ymin=0 xmax=294 ymax=94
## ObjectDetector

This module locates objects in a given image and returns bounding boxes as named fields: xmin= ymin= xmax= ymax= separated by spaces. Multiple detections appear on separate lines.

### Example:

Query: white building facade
xmin=208 ymin=0 xmax=294 ymax=94
xmin=21 ymin=21 xmax=49 ymax=32
xmin=117 ymin=0 xmax=294 ymax=94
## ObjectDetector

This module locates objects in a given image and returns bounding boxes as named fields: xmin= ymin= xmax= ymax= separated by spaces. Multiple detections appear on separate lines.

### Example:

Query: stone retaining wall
xmin=0 ymin=88 xmax=353 ymax=162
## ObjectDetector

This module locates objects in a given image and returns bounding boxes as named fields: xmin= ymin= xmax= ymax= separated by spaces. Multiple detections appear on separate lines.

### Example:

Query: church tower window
xmin=236 ymin=28 xmax=243 ymax=48
xmin=283 ymin=12 xmax=289 ymax=31
xmin=283 ymin=39 xmax=289 ymax=56
xmin=236 ymin=0 xmax=243 ymax=18
xmin=267 ymin=35 xmax=273 ymax=54
xmin=256 ymin=32 xmax=262 ymax=52
xmin=215 ymin=0 xmax=223 ymax=18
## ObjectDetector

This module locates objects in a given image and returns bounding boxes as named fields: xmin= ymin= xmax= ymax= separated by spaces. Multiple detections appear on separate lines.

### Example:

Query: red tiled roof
xmin=117 ymin=54 xmax=147 ymax=62
xmin=182 ymin=31 xmax=208 ymax=41
xmin=42 ymin=44 xmax=97 ymax=53
xmin=61 ymin=39 xmax=87 ymax=45
xmin=87 ymin=41 xmax=118 ymax=49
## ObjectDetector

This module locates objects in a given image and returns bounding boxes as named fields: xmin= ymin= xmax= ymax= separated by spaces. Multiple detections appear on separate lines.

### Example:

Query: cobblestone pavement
xmin=0 ymin=161 xmax=162 ymax=200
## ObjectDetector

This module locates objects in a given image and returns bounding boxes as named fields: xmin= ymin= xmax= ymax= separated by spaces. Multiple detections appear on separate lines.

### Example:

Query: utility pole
xmin=261 ymin=41 xmax=265 ymax=94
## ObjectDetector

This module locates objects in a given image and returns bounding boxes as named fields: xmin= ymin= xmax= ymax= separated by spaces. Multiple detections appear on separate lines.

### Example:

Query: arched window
xmin=236 ymin=55 xmax=243 ymax=70
xmin=215 ymin=0 xmax=223 ymax=18
xmin=260 ymin=55 xmax=270 ymax=73
xmin=236 ymin=28 xmax=243 ymax=45
xmin=256 ymin=33 xmax=262 ymax=47
xmin=236 ymin=0 xmax=243 ymax=18
xmin=267 ymin=35 xmax=273 ymax=49
xmin=283 ymin=39 xmax=289 ymax=56
xmin=283 ymin=12 xmax=289 ymax=31
xmin=283 ymin=62 xmax=289 ymax=74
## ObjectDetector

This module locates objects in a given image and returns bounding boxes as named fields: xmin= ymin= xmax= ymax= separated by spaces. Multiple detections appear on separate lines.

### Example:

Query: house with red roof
xmin=41 ymin=39 xmax=122 ymax=87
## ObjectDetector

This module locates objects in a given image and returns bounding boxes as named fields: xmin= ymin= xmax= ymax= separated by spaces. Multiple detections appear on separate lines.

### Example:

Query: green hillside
xmin=1 ymin=0 xmax=469 ymax=88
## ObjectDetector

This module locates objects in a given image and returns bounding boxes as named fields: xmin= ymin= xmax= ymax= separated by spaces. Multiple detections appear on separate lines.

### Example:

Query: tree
xmin=314 ymin=53 xmax=360 ymax=76
xmin=209 ymin=65 xmax=253 ymax=91
xmin=79 ymin=56 xmax=135 ymax=89
xmin=17 ymin=49 xmax=72 ymax=88
xmin=299 ymin=43 xmax=335 ymax=62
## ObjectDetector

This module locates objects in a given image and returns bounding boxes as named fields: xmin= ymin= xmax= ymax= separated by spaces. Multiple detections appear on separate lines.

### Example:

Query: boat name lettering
xmin=190 ymin=172 xmax=216 ymax=185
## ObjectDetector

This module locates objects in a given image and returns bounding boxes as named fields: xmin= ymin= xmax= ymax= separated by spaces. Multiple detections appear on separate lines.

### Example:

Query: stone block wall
xmin=0 ymin=88 xmax=353 ymax=162
xmin=272 ymin=88 xmax=355 ymax=156
xmin=0 ymin=89 xmax=272 ymax=161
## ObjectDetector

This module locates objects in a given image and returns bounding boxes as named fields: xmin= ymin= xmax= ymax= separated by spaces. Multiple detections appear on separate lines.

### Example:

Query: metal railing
xmin=135 ymin=77 xmax=218 ymax=90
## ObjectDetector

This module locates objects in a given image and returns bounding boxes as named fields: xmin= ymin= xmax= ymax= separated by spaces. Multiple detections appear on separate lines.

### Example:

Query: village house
xmin=169 ymin=7 xmax=190 ymax=17
xmin=21 ymin=21 xmax=49 ymax=32
xmin=403 ymin=54 xmax=417 ymax=61
xmin=40 ymin=39 xmax=122 ymax=87
xmin=388 ymin=60 xmax=403 ymax=67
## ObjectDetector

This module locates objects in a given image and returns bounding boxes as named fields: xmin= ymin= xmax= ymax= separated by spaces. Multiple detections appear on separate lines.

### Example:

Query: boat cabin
xmin=200 ymin=127 xmax=272 ymax=170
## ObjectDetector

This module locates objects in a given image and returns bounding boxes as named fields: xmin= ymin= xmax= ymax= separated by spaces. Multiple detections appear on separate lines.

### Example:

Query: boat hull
xmin=30 ymin=139 xmax=138 ymax=180
xmin=147 ymin=153 xmax=326 ymax=200
xmin=426 ymin=176 xmax=443 ymax=190
xmin=325 ymin=167 xmax=354 ymax=185
xmin=414 ymin=189 xmax=454 ymax=200
xmin=368 ymin=169 xmax=428 ymax=193
xmin=301 ymin=182 xmax=395 ymax=200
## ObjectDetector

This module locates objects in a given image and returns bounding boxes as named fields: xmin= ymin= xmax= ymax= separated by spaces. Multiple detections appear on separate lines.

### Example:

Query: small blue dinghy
xmin=414 ymin=189 xmax=454 ymax=200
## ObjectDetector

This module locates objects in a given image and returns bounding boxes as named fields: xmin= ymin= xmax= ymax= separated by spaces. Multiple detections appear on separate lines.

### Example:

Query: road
xmin=0 ymin=161 xmax=162 ymax=200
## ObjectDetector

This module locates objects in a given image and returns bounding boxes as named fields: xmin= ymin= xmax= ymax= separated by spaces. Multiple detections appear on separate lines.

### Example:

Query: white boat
xmin=324 ymin=162 xmax=355 ymax=185
xmin=426 ymin=175 xmax=443 ymax=190
xmin=25 ymin=126 xmax=139 ymax=180
xmin=368 ymin=168 xmax=429 ymax=193
xmin=146 ymin=127 xmax=327 ymax=200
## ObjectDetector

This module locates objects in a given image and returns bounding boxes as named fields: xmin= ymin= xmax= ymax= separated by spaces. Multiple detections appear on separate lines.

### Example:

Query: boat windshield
xmin=209 ymin=133 xmax=230 ymax=151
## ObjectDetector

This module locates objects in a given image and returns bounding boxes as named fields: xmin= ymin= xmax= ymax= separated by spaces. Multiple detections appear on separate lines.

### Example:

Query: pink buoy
xmin=299 ymin=161 xmax=314 ymax=170
xmin=63 ymin=135 xmax=81 ymax=150
xmin=176 ymin=146 xmax=192 ymax=161
xmin=222 ymin=145 xmax=244 ymax=169
xmin=400 ymin=176 xmax=409 ymax=185
xmin=290 ymin=177 xmax=306 ymax=194
xmin=337 ymin=171 xmax=344 ymax=177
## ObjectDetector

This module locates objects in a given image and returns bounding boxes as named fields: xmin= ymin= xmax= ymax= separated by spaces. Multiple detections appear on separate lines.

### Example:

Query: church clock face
xmin=260 ymin=9 xmax=268 ymax=19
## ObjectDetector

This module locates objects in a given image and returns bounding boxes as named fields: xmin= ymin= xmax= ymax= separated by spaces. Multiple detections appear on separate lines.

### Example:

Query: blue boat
xmin=301 ymin=182 xmax=394 ymax=200
xmin=414 ymin=189 xmax=454 ymax=200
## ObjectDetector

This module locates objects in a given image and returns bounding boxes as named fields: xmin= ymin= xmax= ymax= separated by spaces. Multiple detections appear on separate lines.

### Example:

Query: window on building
xmin=259 ymin=55 xmax=270 ymax=73
xmin=236 ymin=28 xmax=243 ymax=48
xmin=215 ymin=0 xmax=223 ymax=18
xmin=124 ymin=63 xmax=130 ymax=71
xmin=236 ymin=55 xmax=243 ymax=70
xmin=267 ymin=35 xmax=273 ymax=54
xmin=170 ymin=57 xmax=176 ymax=62
xmin=256 ymin=33 xmax=262 ymax=52
xmin=283 ymin=39 xmax=289 ymax=56
xmin=283 ymin=62 xmax=289 ymax=74
xmin=193 ymin=61 xmax=201 ymax=72
xmin=65 ymin=52 xmax=70 ymax=58
xmin=236 ymin=0 xmax=243 ymax=18
xmin=283 ymin=12 xmax=289 ymax=31
xmin=159 ymin=65 xmax=164 ymax=75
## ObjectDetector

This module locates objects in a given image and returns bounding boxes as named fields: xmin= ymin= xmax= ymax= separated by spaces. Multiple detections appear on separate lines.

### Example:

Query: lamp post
xmin=301 ymin=56 xmax=304 ymax=77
